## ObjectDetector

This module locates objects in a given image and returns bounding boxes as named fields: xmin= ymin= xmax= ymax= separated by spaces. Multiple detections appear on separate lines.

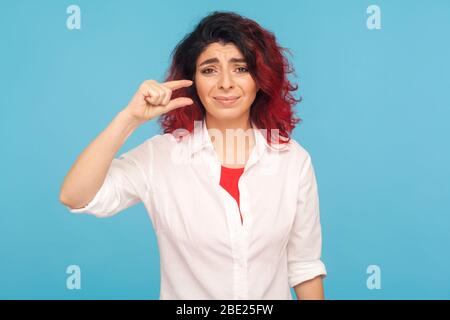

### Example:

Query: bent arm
xmin=59 ymin=110 xmax=141 ymax=209
xmin=294 ymin=275 xmax=325 ymax=300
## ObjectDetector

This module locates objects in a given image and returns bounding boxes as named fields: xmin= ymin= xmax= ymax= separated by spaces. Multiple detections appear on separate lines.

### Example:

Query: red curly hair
xmin=158 ymin=11 xmax=301 ymax=146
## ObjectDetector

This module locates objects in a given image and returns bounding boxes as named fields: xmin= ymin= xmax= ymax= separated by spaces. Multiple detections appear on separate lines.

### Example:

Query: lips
xmin=213 ymin=96 xmax=240 ymax=106
xmin=214 ymin=96 xmax=240 ymax=101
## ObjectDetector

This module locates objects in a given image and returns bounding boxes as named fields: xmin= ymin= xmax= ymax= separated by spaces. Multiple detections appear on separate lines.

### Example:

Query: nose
xmin=217 ymin=69 xmax=235 ymax=90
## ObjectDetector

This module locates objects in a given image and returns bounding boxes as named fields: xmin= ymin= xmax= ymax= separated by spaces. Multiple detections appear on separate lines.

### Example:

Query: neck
xmin=204 ymin=114 xmax=255 ymax=167
xmin=204 ymin=115 xmax=252 ymax=135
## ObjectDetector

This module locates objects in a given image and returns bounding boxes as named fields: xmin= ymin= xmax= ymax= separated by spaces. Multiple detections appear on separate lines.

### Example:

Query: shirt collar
xmin=188 ymin=118 xmax=290 ymax=157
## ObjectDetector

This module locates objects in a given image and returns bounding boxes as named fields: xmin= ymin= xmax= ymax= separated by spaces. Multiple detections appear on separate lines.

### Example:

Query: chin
xmin=206 ymin=108 xmax=243 ymax=120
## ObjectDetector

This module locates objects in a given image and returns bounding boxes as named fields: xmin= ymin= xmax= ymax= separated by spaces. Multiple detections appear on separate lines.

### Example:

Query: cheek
xmin=242 ymin=81 xmax=258 ymax=97
xmin=194 ymin=77 xmax=212 ymax=97
xmin=236 ymin=75 xmax=256 ymax=90
xmin=197 ymin=86 xmax=210 ymax=100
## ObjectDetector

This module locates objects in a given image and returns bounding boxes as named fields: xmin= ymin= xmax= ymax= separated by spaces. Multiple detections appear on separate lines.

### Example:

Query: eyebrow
xmin=198 ymin=57 xmax=247 ymax=67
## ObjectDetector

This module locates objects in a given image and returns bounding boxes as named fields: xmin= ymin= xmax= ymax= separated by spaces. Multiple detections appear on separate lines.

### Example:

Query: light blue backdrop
xmin=1 ymin=0 xmax=449 ymax=299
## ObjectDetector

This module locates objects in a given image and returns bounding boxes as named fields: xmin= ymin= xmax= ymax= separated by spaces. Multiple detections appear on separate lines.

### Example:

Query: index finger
xmin=162 ymin=79 xmax=193 ymax=91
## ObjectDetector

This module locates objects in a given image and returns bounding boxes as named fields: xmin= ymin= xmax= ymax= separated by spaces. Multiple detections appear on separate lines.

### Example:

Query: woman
xmin=59 ymin=11 xmax=327 ymax=300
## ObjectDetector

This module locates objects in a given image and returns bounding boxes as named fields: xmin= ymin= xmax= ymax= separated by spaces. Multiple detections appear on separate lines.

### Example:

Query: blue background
xmin=1 ymin=0 xmax=449 ymax=299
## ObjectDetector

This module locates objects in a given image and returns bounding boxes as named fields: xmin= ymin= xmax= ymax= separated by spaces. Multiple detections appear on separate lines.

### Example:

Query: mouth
xmin=213 ymin=96 xmax=240 ymax=106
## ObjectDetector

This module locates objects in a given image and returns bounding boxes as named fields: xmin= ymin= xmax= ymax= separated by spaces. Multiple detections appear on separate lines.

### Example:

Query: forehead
xmin=197 ymin=42 xmax=244 ymax=61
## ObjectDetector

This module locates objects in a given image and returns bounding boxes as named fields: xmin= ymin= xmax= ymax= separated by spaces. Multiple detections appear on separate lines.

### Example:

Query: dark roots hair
xmin=159 ymin=10 xmax=301 ymax=146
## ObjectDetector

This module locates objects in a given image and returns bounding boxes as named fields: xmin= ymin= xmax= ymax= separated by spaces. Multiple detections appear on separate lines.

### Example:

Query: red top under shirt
xmin=219 ymin=165 xmax=245 ymax=225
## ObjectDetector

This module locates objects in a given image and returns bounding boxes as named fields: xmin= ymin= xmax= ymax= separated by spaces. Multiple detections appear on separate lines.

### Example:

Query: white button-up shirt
xmin=67 ymin=118 xmax=327 ymax=299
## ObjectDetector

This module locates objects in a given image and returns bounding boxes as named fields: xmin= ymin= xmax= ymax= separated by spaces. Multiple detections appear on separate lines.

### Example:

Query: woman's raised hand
xmin=124 ymin=79 xmax=194 ymax=124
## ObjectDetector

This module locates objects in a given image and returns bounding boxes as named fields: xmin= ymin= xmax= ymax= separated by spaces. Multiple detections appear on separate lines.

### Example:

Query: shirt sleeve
xmin=66 ymin=139 xmax=153 ymax=218
xmin=287 ymin=153 xmax=327 ymax=288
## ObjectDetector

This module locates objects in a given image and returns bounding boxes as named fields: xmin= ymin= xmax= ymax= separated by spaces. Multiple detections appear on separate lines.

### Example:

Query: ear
xmin=255 ymin=79 xmax=261 ymax=92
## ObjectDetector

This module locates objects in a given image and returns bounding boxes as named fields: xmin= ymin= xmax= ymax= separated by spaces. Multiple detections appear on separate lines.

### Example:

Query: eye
xmin=199 ymin=66 xmax=248 ymax=75
xmin=200 ymin=68 xmax=215 ymax=74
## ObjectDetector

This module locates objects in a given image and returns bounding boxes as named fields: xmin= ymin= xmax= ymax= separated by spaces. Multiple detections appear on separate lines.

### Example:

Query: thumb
xmin=166 ymin=97 xmax=194 ymax=111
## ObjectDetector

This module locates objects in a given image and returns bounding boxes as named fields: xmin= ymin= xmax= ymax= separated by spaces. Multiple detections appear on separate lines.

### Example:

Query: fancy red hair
xmin=159 ymin=11 xmax=301 ymax=146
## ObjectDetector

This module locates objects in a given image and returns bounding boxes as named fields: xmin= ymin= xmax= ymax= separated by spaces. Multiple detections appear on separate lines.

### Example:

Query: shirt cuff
xmin=65 ymin=185 xmax=104 ymax=215
xmin=288 ymin=260 xmax=327 ymax=288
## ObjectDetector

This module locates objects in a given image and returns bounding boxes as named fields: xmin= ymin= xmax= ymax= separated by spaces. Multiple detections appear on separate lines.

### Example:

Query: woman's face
xmin=194 ymin=42 xmax=259 ymax=123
